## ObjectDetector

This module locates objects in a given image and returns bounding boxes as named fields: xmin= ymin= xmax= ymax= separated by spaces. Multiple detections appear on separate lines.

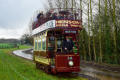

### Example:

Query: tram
xmin=32 ymin=8 xmax=82 ymax=74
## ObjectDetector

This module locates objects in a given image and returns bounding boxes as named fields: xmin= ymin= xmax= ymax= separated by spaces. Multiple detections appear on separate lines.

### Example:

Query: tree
xmin=21 ymin=34 xmax=33 ymax=45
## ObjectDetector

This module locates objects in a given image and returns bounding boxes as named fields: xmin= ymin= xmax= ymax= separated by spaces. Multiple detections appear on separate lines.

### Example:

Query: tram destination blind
xmin=65 ymin=30 xmax=77 ymax=34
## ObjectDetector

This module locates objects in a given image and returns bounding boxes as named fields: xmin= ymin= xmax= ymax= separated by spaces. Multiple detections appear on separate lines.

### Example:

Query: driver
xmin=62 ymin=36 xmax=74 ymax=53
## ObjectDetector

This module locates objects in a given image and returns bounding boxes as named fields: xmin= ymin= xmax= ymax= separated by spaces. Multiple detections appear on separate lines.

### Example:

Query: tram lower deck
xmin=33 ymin=27 xmax=81 ymax=73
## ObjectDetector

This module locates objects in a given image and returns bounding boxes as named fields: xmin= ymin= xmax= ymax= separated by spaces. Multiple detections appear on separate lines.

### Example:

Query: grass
xmin=0 ymin=45 xmax=32 ymax=54
xmin=0 ymin=43 xmax=15 ymax=48
xmin=0 ymin=45 xmax=87 ymax=80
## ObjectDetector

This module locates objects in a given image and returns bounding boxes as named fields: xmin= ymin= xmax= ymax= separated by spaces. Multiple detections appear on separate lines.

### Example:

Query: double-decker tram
xmin=32 ymin=8 xmax=82 ymax=74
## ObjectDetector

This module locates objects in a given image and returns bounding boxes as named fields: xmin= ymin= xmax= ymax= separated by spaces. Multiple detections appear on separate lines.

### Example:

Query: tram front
xmin=47 ymin=27 xmax=81 ymax=73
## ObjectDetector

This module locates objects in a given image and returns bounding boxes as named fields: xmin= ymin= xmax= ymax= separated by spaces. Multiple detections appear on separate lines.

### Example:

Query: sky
xmin=0 ymin=0 xmax=47 ymax=39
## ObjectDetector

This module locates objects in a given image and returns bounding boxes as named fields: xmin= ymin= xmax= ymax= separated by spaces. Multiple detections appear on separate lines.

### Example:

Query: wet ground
xmin=13 ymin=49 xmax=33 ymax=60
xmin=13 ymin=49 xmax=120 ymax=80
xmin=80 ymin=66 xmax=120 ymax=80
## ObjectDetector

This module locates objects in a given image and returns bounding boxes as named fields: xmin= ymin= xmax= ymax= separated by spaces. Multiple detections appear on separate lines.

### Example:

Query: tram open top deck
xmin=32 ymin=8 xmax=82 ymax=35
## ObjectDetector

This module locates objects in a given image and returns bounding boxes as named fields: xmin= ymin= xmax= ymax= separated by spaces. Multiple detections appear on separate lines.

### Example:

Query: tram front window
xmin=48 ymin=36 xmax=55 ymax=51
xmin=56 ymin=36 xmax=74 ymax=53
xmin=62 ymin=37 xmax=74 ymax=53
xmin=57 ymin=39 xmax=62 ymax=52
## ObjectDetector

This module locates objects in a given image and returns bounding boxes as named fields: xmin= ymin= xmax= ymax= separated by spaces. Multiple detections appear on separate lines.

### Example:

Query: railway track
xmin=12 ymin=49 xmax=100 ymax=80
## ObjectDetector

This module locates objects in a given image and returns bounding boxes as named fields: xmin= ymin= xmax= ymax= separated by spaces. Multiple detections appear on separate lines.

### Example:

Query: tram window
xmin=42 ymin=38 xmax=46 ymax=50
xmin=73 ymin=41 xmax=78 ymax=54
xmin=57 ymin=38 xmax=62 ymax=52
xmin=48 ymin=36 xmax=55 ymax=51
xmin=62 ymin=37 xmax=74 ymax=53
xmin=38 ymin=40 xmax=41 ymax=50
xmin=55 ymin=31 xmax=61 ymax=35
xmin=42 ymin=41 xmax=46 ymax=50
xmin=35 ymin=39 xmax=37 ymax=50
xmin=49 ymin=36 xmax=55 ymax=41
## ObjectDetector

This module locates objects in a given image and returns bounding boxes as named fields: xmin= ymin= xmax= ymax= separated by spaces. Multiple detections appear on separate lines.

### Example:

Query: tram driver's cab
xmin=47 ymin=29 xmax=78 ymax=57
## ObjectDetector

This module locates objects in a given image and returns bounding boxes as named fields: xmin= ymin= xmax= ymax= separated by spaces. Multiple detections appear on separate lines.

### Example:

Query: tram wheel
xmin=36 ymin=62 xmax=40 ymax=69
xmin=45 ymin=66 xmax=51 ymax=74
xmin=51 ymin=68 xmax=57 ymax=74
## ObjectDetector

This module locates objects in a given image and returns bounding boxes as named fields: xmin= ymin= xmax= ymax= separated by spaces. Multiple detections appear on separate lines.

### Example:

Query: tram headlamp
xmin=68 ymin=61 xmax=74 ymax=66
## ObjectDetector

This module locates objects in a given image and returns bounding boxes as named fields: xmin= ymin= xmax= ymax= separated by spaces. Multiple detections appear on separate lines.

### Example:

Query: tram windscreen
xmin=47 ymin=31 xmax=78 ymax=54
xmin=48 ymin=36 xmax=55 ymax=51
xmin=56 ymin=36 xmax=78 ymax=54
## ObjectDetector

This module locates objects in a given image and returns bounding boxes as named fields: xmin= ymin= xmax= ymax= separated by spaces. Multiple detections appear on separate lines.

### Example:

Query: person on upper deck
xmin=58 ymin=14 xmax=64 ymax=19
xmin=68 ymin=14 xmax=74 ymax=20
xmin=46 ymin=9 xmax=54 ymax=20
xmin=37 ymin=11 xmax=44 ymax=19
xmin=52 ymin=12 xmax=58 ymax=20
xmin=32 ymin=11 xmax=44 ymax=29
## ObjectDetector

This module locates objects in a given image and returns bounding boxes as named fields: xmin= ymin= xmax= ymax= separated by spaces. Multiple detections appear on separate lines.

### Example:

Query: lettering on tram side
xmin=56 ymin=20 xmax=82 ymax=28
xmin=46 ymin=20 xmax=55 ymax=28
xmin=32 ymin=20 xmax=55 ymax=35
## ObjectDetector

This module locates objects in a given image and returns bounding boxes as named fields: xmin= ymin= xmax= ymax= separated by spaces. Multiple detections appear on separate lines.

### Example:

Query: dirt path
xmin=81 ymin=61 xmax=120 ymax=73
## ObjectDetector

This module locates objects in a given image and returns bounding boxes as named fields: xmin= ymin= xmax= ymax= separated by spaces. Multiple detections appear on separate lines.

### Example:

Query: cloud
xmin=0 ymin=0 xmax=46 ymax=39
xmin=0 ymin=27 xmax=26 ymax=39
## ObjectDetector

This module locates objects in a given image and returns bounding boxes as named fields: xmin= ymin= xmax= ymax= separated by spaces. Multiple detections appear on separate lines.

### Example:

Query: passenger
xmin=62 ymin=36 xmax=74 ymax=53
xmin=52 ymin=12 xmax=58 ymax=20
xmin=68 ymin=14 xmax=74 ymax=20
xmin=37 ymin=11 xmax=44 ymax=19
xmin=36 ymin=11 xmax=45 ymax=26
xmin=32 ymin=16 xmax=39 ymax=29
xmin=58 ymin=14 xmax=64 ymax=19
xmin=46 ymin=9 xmax=54 ymax=20
xmin=74 ymin=13 xmax=79 ymax=20
xmin=64 ymin=15 xmax=69 ymax=19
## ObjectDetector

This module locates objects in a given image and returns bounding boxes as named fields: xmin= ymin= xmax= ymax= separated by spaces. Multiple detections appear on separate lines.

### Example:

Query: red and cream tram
xmin=32 ymin=8 xmax=82 ymax=73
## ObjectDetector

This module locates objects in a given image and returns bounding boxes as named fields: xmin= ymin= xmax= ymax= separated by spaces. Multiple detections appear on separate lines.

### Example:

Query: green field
xmin=0 ymin=45 xmax=87 ymax=80
xmin=0 ymin=43 xmax=18 ymax=48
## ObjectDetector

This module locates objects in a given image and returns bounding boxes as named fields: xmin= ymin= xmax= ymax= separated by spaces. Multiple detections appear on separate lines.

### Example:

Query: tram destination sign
xmin=56 ymin=20 xmax=81 ymax=28
xmin=65 ymin=30 xmax=77 ymax=34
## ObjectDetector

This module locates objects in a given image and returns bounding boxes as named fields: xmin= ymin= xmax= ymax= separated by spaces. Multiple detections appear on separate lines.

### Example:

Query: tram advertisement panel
xmin=55 ymin=20 xmax=82 ymax=28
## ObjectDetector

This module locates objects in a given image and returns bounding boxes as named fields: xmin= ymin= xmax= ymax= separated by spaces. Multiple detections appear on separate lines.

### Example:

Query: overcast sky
xmin=0 ymin=0 xmax=47 ymax=39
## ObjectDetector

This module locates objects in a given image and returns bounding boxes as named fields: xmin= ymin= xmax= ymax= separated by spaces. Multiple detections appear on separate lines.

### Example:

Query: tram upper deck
xmin=32 ymin=8 xmax=82 ymax=35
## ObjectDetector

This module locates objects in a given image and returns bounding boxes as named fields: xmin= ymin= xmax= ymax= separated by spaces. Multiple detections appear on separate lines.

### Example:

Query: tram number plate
xmin=65 ymin=30 xmax=76 ymax=34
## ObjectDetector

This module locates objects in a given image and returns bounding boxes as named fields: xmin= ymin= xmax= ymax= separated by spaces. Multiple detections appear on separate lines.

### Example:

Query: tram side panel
xmin=33 ymin=35 xmax=50 ymax=66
